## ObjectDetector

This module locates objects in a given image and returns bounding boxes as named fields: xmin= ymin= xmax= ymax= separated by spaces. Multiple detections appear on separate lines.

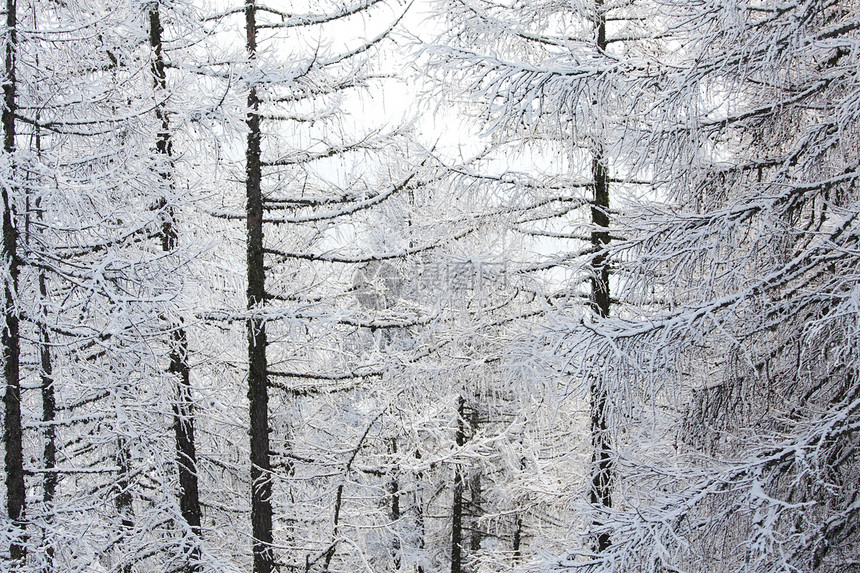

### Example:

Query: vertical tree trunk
xmin=588 ymin=0 xmax=612 ymax=553
xmin=36 ymin=147 xmax=56 ymax=573
xmin=245 ymin=2 xmax=274 ymax=572
xmin=450 ymin=396 xmax=466 ymax=573
xmin=29 ymin=11 xmax=55 ymax=568
xmin=511 ymin=446 xmax=525 ymax=563
xmin=2 ymin=0 xmax=25 ymax=563
xmin=170 ymin=327 xmax=203 ymax=568
xmin=468 ymin=409 xmax=481 ymax=556
xmin=38 ymin=270 xmax=55 ymax=572
xmin=115 ymin=440 xmax=135 ymax=573
xmin=415 ymin=450 xmax=425 ymax=573
xmin=512 ymin=514 xmax=522 ymax=562
xmin=390 ymin=438 xmax=401 ymax=570
xmin=148 ymin=7 xmax=203 ymax=570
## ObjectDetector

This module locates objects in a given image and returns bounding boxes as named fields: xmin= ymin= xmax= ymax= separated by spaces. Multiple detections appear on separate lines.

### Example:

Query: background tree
xmin=2 ymin=1 xmax=215 ymax=570
xmin=422 ymin=0 xmax=664 ymax=563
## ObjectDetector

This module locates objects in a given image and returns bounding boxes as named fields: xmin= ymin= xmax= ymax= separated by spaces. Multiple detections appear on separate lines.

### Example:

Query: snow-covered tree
xmin=2 ymin=1 xmax=213 ymax=570
xmin=7 ymin=0 xmax=855 ymax=571
xmin=421 ymin=0 xmax=667 ymax=564
xmin=2 ymin=0 xmax=25 ymax=561
xmin=544 ymin=1 xmax=860 ymax=571
xmin=195 ymin=1 xmax=442 ymax=571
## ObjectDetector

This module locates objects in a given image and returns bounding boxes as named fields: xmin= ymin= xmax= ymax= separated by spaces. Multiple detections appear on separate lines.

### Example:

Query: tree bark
xmin=29 ymin=11 xmax=55 ymax=569
xmin=2 ymin=0 xmax=25 ymax=562
xmin=39 ymin=248 xmax=55 ymax=573
xmin=588 ymin=0 xmax=613 ymax=554
xmin=512 ymin=449 xmax=525 ymax=562
xmin=170 ymin=327 xmax=203 ymax=568
xmin=450 ymin=396 xmax=466 ymax=573
xmin=512 ymin=514 xmax=522 ymax=562
xmin=390 ymin=438 xmax=401 ymax=570
xmin=415 ymin=450 xmax=425 ymax=573
xmin=148 ymin=6 xmax=203 ymax=570
xmin=115 ymin=439 xmax=135 ymax=573
xmin=468 ymin=409 xmax=481 ymax=556
xmin=245 ymin=3 xmax=274 ymax=572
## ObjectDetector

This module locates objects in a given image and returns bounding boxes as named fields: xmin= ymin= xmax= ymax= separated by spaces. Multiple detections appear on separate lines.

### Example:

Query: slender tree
xmin=2 ymin=0 xmax=25 ymax=561
xmin=422 ymin=0 xmax=662 ymax=562
xmin=450 ymin=396 xmax=466 ymax=573
xmin=243 ymin=3 xmax=275 ymax=572
xmin=3 ymin=1 xmax=216 ymax=569
xmin=149 ymin=3 xmax=203 ymax=569
xmin=195 ymin=1 xmax=441 ymax=569
xmin=587 ymin=0 xmax=612 ymax=553
xmin=545 ymin=1 xmax=860 ymax=571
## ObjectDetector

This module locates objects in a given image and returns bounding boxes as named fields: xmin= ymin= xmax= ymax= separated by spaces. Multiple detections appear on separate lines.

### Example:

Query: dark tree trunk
xmin=170 ymin=327 xmax=203 ymax=564
xmin=29 ymin=13 xmax=55 ymax=569
xmin=512 ymin=515 xmax=522 ymax=561
xmin=512 ymin=453 xmax=525 ymax=562
xmin=468 ymin=409 xmax=481 ymax=556
xmin=415 ymin=450 xmax=425 ymax=573
xmin=588 ymin=0 xmax=613 ymax=553
xmin=148 ymin=7 xmax=203 ymax=570
xmin=2 ymin=0 xmax=25 ymax=563
xmin=245 ymin=3 xmax=274 ymax=572
xmin=390 ymin=438 xmax=401 ymax=569
xmin=115 ymin=439 xmax=135 ymax=573
xmin=450 ymin=396 xmax=466 ymax=573
xmin=39 ymin=271 xmax=56 ymax=573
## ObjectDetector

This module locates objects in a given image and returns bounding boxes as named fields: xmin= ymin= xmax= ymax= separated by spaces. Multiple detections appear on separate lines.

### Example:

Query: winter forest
xmin=1 ymin=0 xmax=858 ymax=572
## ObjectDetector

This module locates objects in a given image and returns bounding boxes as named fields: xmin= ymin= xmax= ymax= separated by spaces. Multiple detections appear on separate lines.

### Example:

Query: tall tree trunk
xmin=415 ymin=450 xmax=425 ymax=573
xmin=512 ymin=447 xmax=525 ymax=563
xmin=450 ymin=396 xmax=466 ymax=573
xmin=27 ymin=11 xmax=56 ymax=567
xmin=468 ymin=409 xmax=481 ymax=556
xmin=390 ymin=438 xmax=401 ymax=570
xmin=512 ymin=514 xmax=522 ymax=562
xmin=115 ymin=439 xmax=135 ymax=573
xmin=38 ymin=271 xmax=55 ymax=572
xmin=588 ymin=0 xmax=613 ymax=553
xmin=148 ymin=7 xmax=203 ymax=570
xmin=35 ymin=90 xmax=56 ymax=573
xmin=170 ymin=327 xmax=203 ymax=568
xmin=2 ymin=0 xmax=25 ymax=563
xmin=245 ymin=2 xmax=274 ymax=572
